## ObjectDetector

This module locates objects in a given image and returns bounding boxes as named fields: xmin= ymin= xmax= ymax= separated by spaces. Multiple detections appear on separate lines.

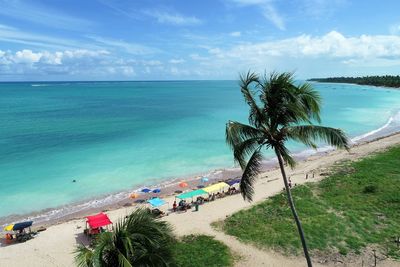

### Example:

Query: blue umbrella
xmin=152 ymin=188 xmax=161 ymax=193
xmin=226 ymin=178 xmax=241 ymax=186
xmin=201 ymin=177 xmax=209 ymax=183
xmin=141 ymin=188 xmax=151 ymax=193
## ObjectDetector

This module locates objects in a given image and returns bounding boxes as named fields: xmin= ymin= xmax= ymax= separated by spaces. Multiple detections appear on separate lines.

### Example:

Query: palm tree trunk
xmin=275 ymin=149 xmax=312 ymax=267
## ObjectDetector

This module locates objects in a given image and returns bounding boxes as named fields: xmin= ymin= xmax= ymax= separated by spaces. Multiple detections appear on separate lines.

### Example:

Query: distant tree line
xmin=308 ymin=75 xmax=400 ymax=88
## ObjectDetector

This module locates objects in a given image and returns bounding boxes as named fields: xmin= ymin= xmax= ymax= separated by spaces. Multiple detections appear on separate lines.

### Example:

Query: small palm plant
xmin=75 ymin=208 xmax=175 ymax=267
xmin=226 ymin=71 xmax=349 ymax=267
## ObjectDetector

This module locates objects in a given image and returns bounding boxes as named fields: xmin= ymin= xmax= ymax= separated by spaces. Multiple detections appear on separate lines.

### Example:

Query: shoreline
xmin=1 ymin=114 xmax=400 ymax=229
xmin=309 ymin=80 xmax=400 ymax=90
xmin=2 ymin=126 xmax=400 ymax=266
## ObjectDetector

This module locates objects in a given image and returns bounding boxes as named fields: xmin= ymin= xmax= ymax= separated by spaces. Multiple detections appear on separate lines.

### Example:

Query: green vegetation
xmin=74 ymin=209 xmax=234 ymax=267
xmin=225 ymin=71 xmax=349 ymax=266
xmin=220 ymin=146 xmax=400 ymax=259
xmin=308 ymin=75 xmax=400 ymax=88
xmin=172 ymin=235 xmax=233 ymax=267
xmin=75 ymin=208 xmax=175 ymax=267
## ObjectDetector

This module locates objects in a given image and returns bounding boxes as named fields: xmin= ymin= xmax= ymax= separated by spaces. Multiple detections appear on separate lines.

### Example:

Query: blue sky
xmin=1 ymin=0 xmax=400 ymax=81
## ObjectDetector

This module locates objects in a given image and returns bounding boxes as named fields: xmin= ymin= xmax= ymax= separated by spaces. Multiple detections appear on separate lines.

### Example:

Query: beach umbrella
xmin=3 ymin=221 xmax=33 ymax=231
xmin=201 ymin=177 xmax=209 ymax=183
xmin=152 ymin=188 xmax=161 ymax=193
xmin=4 ymin=224 xmax=14 ymax=231
xmin=226 ymin=178 xmax=241 ymax=186
xmin=129 ymin=193 xmax=139 ymax=199
xmin=141 ymin=188 xmax=151 ymax=193
xmin=179 ymin=182 xmax=188 ymax=188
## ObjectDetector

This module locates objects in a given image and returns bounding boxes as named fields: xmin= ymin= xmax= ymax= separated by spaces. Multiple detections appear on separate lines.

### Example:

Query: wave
xmin=351 ymin=109 xmax=400 ymax=143
xmin=31 ymin=84 xmax=50 ymax=87
xmin=2 ymin=110 xmax=400 ymax=230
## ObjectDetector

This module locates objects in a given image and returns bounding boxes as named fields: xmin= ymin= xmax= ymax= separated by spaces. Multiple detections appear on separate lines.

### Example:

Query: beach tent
xmin=226 ymin=178 xmax=241 ymax=186
xmin=3 ymin=221 xmax=33 ymax=231
xmin=86 ymin=213 xmax=112 ymax=228
xmin=203 ymin=182 xmax=229 ymax=193
xmin=152 ymin=188 xmax=161 ymax=193
xmin=147 ymin=197 xmax=167 ymax=207
xmin=177 ymin=189 xmax=207 ymax=199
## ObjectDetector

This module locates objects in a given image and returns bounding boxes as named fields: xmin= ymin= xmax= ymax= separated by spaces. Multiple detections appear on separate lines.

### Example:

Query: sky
xmin=1 ymin=0 xmax=400 ymax=81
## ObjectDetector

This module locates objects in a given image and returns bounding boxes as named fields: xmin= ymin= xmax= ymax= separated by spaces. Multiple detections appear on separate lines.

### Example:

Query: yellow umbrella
xmin=4 ymin=224 xmax=14 ymax=231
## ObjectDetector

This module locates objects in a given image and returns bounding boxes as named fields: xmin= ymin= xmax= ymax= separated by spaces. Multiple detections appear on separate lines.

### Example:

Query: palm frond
xmin=233 ymin=137 xmax=265 ymax=169
xmin=240 ymin=148 xmax=263 ymax=201
xmin=275 ymin=144 xmax=296 ymax=168
xmin=286 ymin=125 xmax=349 ymax=150
xmin=239 ymin=71 xmax=266 ymax=127
xmin=226 ymin=121 xmax=264 ymax=149
xmin=295 ymin=83 xmax=322 ymax=123
xmin=74 ymin=245 xmax=94 ymax=267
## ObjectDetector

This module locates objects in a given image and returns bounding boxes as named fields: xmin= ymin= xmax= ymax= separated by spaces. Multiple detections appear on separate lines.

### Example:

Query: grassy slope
xmin=220 ymin=146 xmax=400 ymax=259
xmin=172 ymin=235 xmax=233 ymax=267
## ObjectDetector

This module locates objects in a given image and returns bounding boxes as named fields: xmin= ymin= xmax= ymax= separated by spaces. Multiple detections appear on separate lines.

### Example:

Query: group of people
xmin=171 ymin=186 xmax=241 ymax=213
xmin=173 ymin=199 xmax=191 ymax=212
xmin=4 ymin=229 xmax=32 ymax=244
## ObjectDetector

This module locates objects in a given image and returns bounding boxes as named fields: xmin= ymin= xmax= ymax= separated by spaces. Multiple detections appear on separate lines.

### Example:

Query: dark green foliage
xmin=226 ymin=71 xmax=349 ymax=201
xmin=172 ymin=235 xmax=233 ymax=267
xmin=74 ymin=208 xmax=175 ymax=267
xmin=221 ymin=146 xmax=400 ymax=259
xmin=308 ymin=75 xmax=400 ymax=88
xmin=363 ymin=185 xmax=378 ymax=194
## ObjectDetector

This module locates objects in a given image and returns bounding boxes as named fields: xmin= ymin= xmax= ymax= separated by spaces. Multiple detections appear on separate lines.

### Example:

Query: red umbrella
xmin=179 ymin=182 xmax=188 ymax=188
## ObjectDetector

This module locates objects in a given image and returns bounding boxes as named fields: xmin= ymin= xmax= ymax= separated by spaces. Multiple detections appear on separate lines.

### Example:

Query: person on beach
xmin=173 ymin=201 xmax=177 ymax=212
xmin=289 ymin=178 xmax=292 ymax=188
xmin=306 ymin=173 xmax=308 ymax=180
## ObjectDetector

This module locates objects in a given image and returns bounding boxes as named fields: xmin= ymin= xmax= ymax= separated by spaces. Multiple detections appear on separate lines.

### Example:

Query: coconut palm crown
xmin=75 ymin=208 xmax=175 ymax=267
xmin=226 ymin=71 xmax=349 ymax=267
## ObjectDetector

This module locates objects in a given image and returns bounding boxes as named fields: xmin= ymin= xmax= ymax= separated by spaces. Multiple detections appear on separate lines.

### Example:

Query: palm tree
xmin=226 ymin=71 xmax=349 ymax=267
xmin=75 ymin=208 xmax=175 ymax=267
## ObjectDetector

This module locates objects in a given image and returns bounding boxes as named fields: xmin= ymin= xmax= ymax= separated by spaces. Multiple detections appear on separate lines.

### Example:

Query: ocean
xmin=1 ymin=81 xmax=400 ymax=221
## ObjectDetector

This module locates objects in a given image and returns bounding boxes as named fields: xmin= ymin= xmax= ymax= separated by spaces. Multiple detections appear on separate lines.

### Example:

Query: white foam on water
xmin=3 ymin=110 xmax=400 ymax=231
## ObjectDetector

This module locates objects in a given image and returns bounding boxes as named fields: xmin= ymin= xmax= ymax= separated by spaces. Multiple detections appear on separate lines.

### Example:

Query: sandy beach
xmin=2 ymin=132 xmax=400 ymax=267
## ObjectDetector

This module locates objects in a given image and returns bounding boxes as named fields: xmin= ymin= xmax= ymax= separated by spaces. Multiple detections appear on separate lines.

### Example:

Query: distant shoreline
xmin=1 ymin=113 xmax=400 ymax=230
xmin=308 ymin=75 xmax=400 ymax=89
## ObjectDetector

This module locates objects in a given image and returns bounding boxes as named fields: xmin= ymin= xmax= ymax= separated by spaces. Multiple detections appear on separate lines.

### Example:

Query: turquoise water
xmin=1 ymin=81 xmax=400 ymax=218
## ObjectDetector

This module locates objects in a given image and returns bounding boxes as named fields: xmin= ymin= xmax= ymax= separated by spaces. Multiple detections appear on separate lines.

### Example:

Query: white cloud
xmin=190 ymin=53 xmax=209 ymax=61
xmin=143 ymin=9 xmax=202 ymax=25
xmin=0 ymin=0 xmax=92 ymax=30
xmin=299 ymin=0 xmax=347 ymax=18
xmin=227 ymin=0 xmax=285 ymax=30
xmin=87 ymin=35 xmax=159 ymax=55
xmin=14 ymin=50 xmax=42 ymax=64
xmin=262 ymin=4 xmax=285 ymax=30
xmin=143 ymin=60 xmax=162 ymax=66
xmin=214 ymin=31 xmax=400 ymax=59
xmin=169 ymin=58 xmax=185 ymax=64
xmin=0 ymin=49 xmax=110 ymax=66
xmin=181 ymin=30 xmax=400 ymax=78
xmin=0 ymin=24 xmax=101 ymax=50
xmin=230 ymin=31 xmax=241 ymax=37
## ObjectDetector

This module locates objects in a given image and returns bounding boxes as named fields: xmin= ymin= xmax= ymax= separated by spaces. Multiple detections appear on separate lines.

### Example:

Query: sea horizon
xmin=1 ymin=80 xmax=400 ymax=224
